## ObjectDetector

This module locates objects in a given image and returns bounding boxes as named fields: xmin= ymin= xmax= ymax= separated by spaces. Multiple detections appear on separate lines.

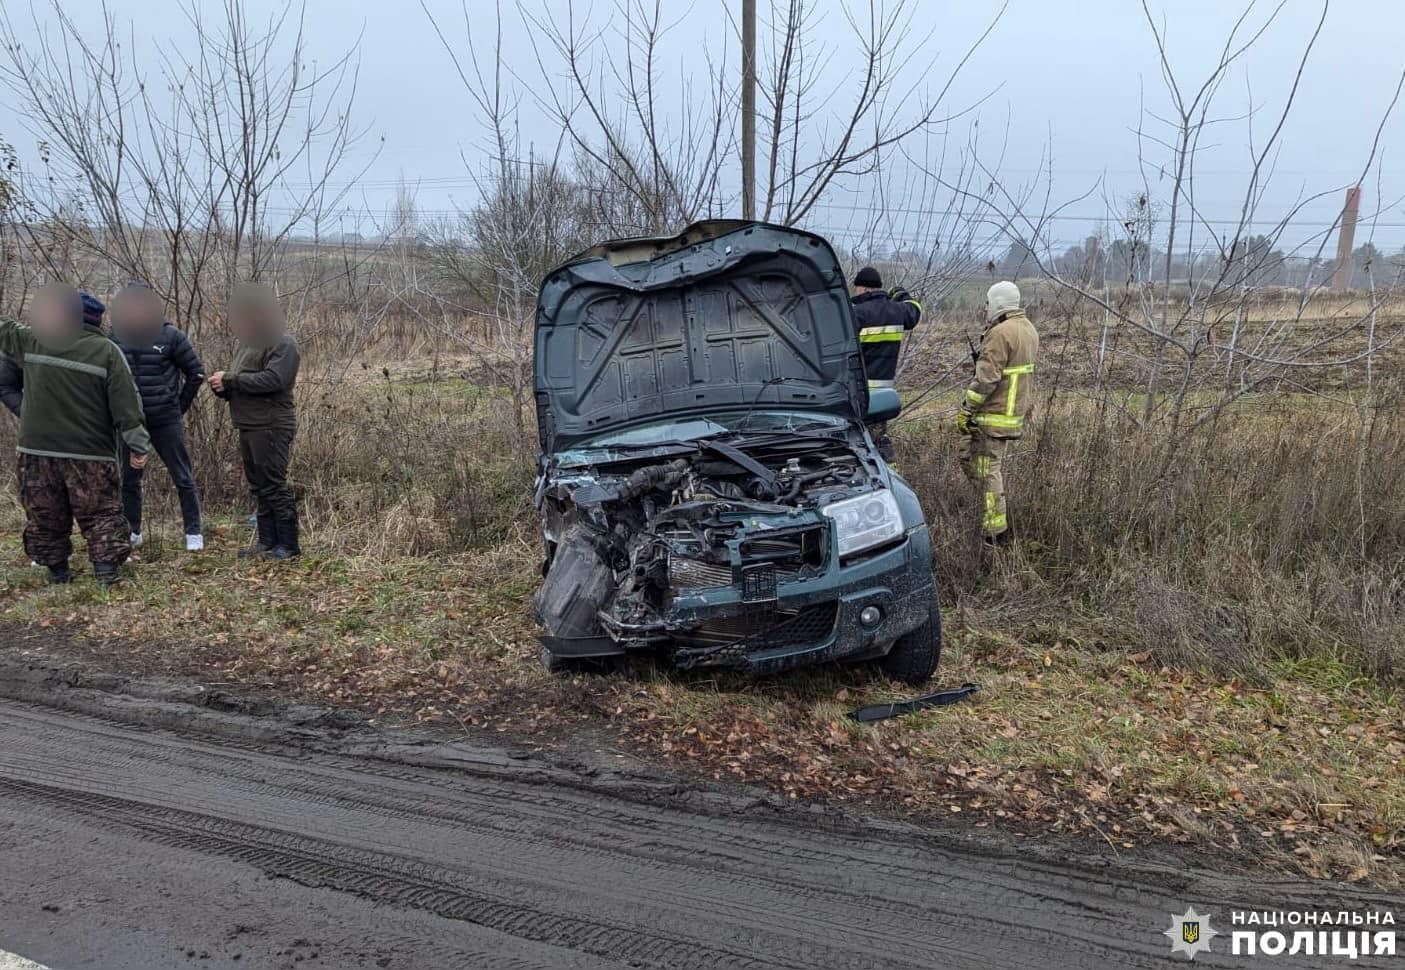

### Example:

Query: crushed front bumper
xmin=658 ymin=523 xmax=935 ymax=674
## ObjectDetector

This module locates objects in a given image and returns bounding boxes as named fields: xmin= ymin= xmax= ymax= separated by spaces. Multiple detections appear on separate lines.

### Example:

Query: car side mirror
xmin=867 ymin=387 xmax=901 ymax=422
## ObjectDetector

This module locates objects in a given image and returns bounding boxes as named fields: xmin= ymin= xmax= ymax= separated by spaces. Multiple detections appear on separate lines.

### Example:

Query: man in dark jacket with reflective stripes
xmin=851 ymin=266 xmax=921 ymax=460
xmin=851 ymin=266 xmax=921 ymax=391
xmin=109 ymin=284 xmax=206 ymax=551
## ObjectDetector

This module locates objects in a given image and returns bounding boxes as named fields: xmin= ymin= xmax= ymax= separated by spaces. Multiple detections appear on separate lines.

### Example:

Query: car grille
xmin=673 ymin=601 xmax=839 ymax=667
xmin=739 ymin=527 xmax=826 ymax=572
xmin=763 ymin=601 xmax=839 ymax=647
xmin=667 ymin=557 xmax=817 ymax=591
xmin=668 ymin=556 xmax=732 ymax=589
xmin=668 ymin=523 xmax=828 ymax=592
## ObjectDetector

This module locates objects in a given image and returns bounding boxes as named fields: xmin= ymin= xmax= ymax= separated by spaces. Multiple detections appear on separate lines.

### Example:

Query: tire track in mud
xmin=0 ymin=750 xmax=933 ymax=970
xmin=0 ymin=662 xmax=1399 ymax=970
xmin=0 ymin=776 xmax=785 ymax=970
xmin=0 ymin=704 xmax=960 ymax=940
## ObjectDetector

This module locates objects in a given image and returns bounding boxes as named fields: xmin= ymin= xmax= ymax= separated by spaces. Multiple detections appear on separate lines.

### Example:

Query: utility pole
xmin=1332 ymin=186 xmax=1361 ymax=291
xmin=741 ymin=0 xmax=756 ymax=220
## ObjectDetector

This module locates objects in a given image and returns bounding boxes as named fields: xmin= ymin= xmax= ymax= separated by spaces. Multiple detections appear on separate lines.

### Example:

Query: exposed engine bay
xmin=534 ymin=421 xmax=895 ymax=668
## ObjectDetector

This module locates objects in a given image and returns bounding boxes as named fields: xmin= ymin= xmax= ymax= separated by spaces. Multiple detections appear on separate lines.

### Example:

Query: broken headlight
xmin=822 ymin=488 xmax=902 ymax=558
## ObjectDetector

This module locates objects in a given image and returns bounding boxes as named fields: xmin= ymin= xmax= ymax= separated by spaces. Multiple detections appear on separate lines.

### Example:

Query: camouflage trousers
xmin=958 ymin=431 xmax=1010 ymax=538
xmin=18 ymin=453 xmax=131 ymax=567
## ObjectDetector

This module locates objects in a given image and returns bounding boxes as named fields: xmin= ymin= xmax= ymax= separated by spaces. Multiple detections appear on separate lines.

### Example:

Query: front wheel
xmin=540 ymin=644 xmax=570 ymax=674
xmin=879 ymin=600 xmax=942 ymax=685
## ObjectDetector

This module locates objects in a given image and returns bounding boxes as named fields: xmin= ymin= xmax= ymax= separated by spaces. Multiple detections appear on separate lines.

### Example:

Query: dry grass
xmin=895 ymin=391 xmax=1405 ymax=682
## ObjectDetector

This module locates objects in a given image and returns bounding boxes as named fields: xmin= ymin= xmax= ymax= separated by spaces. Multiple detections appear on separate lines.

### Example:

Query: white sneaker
xmin=185 ymin=534 xmax=204 ymax=552
xmin=130 ymin=532 xmax=143 ymax=547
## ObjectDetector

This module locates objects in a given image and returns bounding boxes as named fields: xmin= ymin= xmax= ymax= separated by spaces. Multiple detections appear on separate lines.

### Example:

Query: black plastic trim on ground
xmin=847 ymin=683 xmax=981 ymax=723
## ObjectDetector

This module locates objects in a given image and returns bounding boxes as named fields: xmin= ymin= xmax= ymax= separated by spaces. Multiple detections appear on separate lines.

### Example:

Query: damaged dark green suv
xmin=532 ymin=221 xmax=940 ymax=683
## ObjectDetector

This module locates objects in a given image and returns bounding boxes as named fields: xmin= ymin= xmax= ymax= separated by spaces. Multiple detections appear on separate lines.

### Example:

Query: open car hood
xmin=534 ymin=220 xmax=866 ymax=453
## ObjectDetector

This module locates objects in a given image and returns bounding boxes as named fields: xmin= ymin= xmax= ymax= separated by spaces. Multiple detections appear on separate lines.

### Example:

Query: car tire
xmin=879 ymin=600 xmax=942 ymax=685
xmin=540 ymin=644 xmax=569 ymax=674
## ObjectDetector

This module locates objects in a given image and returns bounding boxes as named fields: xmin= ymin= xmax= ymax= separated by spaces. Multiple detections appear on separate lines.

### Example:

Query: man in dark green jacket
xmin=209 ymin=283 xmax=301 ymax=559
xmin=0 ymin=284 xmax=152 ymax=585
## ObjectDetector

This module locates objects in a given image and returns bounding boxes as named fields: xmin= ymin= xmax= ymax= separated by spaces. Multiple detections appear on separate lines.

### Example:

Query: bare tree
xmin=951 ymin=0 xmax=1405 ymax=475
xmin=421 ymin=0 xmax=599 ymax=446
xmin=0 ymin=134 xmax=43 ymax=312
xmin=415 ymin=0 xmax=1013 ymax=443
xmin=523 ymin=0 xmax=731 ymax=234
xmin=0 ymin=0 xmax=372 ymax=337
xmin=754 ymin=0 xmax=1005 ymax=226
xmin=526 ymin=0 xmax=1005 ymax=232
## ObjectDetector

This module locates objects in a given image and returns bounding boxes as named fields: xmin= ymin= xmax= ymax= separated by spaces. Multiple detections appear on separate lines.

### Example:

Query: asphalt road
xmin=0 ymin=655 xmax=1398 ymax=970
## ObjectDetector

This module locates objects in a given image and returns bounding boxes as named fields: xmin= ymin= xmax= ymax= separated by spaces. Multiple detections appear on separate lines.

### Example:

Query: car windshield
xmin=581 ymin=410 xmax=847 ymax=449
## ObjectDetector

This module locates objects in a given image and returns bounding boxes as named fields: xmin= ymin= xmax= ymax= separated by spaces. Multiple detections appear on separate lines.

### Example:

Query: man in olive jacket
xmin=209 ymin=283 xmax=301 ymax=559
xmin=956 ymin=281 xmax=1039 ymax=544
xmin=0 ymin=293 xmax=106 ymax=418
xmin=0 ymin=284 xmax=152 ymax=584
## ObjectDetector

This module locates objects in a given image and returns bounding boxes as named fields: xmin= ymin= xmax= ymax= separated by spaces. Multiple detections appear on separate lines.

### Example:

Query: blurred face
xmin=228 ymin=285 xmax=283 ymax=345
xmin=30 ymin=283 xmax=82 ymax=348
xmin=229 ymin=304 xmax=265 ymax=343
xmin=111 ymin=287 xmax=164 ymax=342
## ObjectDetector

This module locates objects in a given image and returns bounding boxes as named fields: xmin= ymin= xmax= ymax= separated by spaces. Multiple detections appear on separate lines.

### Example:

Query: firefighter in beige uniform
xmin=957 ymin=281 xmax=1038 ymax=543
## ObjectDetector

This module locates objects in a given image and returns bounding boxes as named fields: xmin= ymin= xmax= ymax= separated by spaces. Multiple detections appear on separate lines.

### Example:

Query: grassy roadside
xmin=1 ymin=523 xmax=1399 ymax=888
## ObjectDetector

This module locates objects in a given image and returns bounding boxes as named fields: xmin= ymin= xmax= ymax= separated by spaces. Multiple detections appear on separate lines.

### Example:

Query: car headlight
xmin=822 ymin=488 xmax=903 ymax=558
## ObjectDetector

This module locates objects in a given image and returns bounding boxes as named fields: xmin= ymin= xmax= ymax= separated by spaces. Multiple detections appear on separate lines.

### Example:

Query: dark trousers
xmin=120 ymin=420 xmax=202 ymax=535
xmin=238 ymin=427 xmax=296 ymax=524
xmin=18 ymin=454 xmax=130 ymax=567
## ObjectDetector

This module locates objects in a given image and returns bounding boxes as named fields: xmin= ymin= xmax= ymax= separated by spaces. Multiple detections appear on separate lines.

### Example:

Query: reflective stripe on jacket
xmin=966 ymin=309 xmax=1039 ymax=438
xmin=852 ymin=291 xmax=921 ymax=385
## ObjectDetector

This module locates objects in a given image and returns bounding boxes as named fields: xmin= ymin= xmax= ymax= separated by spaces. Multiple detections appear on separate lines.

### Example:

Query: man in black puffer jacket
xmin=109 ymin=284 xmax=207 ymax=551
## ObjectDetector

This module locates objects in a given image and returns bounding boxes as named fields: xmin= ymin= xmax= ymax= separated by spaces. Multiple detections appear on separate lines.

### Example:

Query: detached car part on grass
xmin=532 ymin=221 xmax=941 ymax=683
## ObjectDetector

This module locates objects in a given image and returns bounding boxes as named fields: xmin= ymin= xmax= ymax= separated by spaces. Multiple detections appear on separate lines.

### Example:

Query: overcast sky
xmin=1 ymin=0 xmax=1402 ymax=252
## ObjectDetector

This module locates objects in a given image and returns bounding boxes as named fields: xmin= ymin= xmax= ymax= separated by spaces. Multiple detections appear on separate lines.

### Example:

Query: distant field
xmin=903 ymin=291 xmax=1405 ymax=397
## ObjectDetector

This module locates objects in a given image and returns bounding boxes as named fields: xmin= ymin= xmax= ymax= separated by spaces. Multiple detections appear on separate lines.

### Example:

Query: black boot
xmin=239 ymin=509 xmax=278 ymax=559
xmin=47 ymin=561 xmax=72 ymax=585
xmin=93 ymin=562 xmax=121 ymax=587
xmin=267 ymin=511 xmax=301 ymax=560
xmin=981 ymin=526 xmax=1015 ymax=547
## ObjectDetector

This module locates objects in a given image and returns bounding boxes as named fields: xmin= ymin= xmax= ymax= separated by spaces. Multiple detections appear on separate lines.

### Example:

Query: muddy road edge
xmin=0 ymin=647 xmax=1396 ymax=911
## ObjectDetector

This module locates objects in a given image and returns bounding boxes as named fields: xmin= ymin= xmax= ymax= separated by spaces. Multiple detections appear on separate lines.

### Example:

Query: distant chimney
xmin=1332 ymin=187 xmax=1361 ymax=291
